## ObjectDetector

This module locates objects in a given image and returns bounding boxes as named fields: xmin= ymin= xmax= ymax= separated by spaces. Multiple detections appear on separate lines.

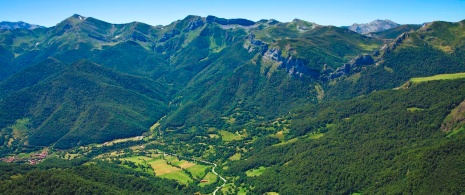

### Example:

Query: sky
xmin=1 ymin=0 xmax=464 ymax=27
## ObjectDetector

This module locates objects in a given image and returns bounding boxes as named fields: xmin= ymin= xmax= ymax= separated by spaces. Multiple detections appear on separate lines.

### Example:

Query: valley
xmin=0 ymin=13 xmax=465 ymax=194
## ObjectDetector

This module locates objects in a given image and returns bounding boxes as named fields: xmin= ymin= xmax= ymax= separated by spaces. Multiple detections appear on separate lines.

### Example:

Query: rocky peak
xmin=349 ymin=19 xmax=400 ymax=34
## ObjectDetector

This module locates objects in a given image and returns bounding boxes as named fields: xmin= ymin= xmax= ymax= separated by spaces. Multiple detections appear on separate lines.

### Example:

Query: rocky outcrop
xmin=381 ymin=32 xmax=409 ymax=53
xmin=329 ymin=54 xmax=374 ymax=79
xmin=206 ymin=16 xmax=255 ymax=26
xmin=262 ymin=48 xmax=319 ymax=78
xmin=245 ymin=34 xmax=268 ymax=54
xmin=349 ymin=19 xmax=399 ymax=34
xmin=185 ymin=18 xmax=205 ymax=31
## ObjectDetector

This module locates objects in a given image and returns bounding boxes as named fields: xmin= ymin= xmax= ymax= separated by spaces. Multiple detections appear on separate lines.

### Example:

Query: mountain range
xmin=1 ymin=14 xmax=465 ymax=194
xmin=0 ymin=21 xmax=44 ymax=30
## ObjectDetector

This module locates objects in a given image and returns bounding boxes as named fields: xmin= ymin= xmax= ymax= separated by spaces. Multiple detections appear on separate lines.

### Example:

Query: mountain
xmin=1 ymin=14 xmax=465 ymax=194
xmin=0 ymin=21 xmax=44 ymax=30
xmin=349 ymin=19 xmax=400 ymax=34
xmin=366 ymin=24 xmax=422 ymax=40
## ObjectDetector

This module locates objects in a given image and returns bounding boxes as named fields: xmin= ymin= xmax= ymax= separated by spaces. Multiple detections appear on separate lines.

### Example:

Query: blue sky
xmin=1 ymin=0 xmax=464 ymax=27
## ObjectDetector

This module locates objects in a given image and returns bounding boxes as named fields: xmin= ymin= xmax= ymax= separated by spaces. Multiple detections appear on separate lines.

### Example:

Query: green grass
xmin=186 ymin=164 xmax=210 ymax=179
xmin=264 ymin=193 xmax=279 ymax=195
xmin=198 ymin=172 xmax=218 ymax=187
xmin=123 ymin=156 xmax=151 ymax=164
xmin=407 ymin=107 xmax=426 ymax=112
xmin=446 ymin=127 xmax=465 ymax=138
xmin=229 ymin=153 xmax=241 ymax=161
xmin=246 ymin=166 xmax=267 ymax=177
xmin=218 ymin=130 xmax=243 ymax=142
xmin=159 ymin=170 xmax=193 ymax=185
xmin=273 ymin=138 xmax=298 ymax=146
xmin=410 ymin=73 xmax=465 ymax=83
xmin=345 ymin=73 xmax=361 ymax=84
xmin=359 ymin=43 xmax=381 ymax=51
xmin=308 ymin=133 xmax=324 ymax=140
xmin=10 ymin=118 xmax=30 ymax=139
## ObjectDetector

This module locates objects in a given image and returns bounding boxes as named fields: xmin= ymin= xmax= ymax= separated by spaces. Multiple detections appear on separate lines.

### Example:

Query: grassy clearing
xmin=359 ymin=43 xmax=380 ymax=51
xmin=160 ymin=170 xmax=193 ymax=185
xmin=308 ymin=133 xmax=324 ymax=140
xmin=345 ymin=73 xmax=361 ymax=84
xmin=123 ymin=156 xmax=152 ymax=164
xmin=447 ymin=127 xmax=465 ymax=138
xmin=198 ymin=172 xmax=218 ymax=187
xmin=407 ymin=107 xmax=426 ymax=112
xmin=10 ymin=118 xmax=30 ymax=139
xmin=315 ymin=84 xmax=325 ymax=101
xmin=209 ymin=134 xmax=220 ymax=138
xmin=410 ymin=72 xmax=465 ymax=83
xmin=219 ymin=130 xmax=243 ymax=142
xmin=273 ymin=138 xmax=298 ymax=147
xmin=246 ymin=166 xmax=267 ymax=177
xmin=238 ymin=187 xmax=248 ymax=195
xmin=186 ymin=164 xmax=210 ymax=179
xmin=264 ymin=192 xmax=280 ymax=195
xmin=229 ymin=153 xmax=241 ymax=161
xmin=149 ymin=159 xmax=180 ymax=175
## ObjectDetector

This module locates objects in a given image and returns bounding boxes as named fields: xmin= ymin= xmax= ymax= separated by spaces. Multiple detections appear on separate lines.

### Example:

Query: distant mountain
xmin=0 ymin=21 xmax=44 ymax=30
xmin=349 ymin=19 xmax=400 ymax=34
xmin=366 ymin=24 xmax=421 ymax=39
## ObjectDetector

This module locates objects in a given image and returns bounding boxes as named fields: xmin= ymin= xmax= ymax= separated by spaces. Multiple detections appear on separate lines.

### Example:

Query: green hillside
xmin=0 ymin=59 xmax=168 ymax=150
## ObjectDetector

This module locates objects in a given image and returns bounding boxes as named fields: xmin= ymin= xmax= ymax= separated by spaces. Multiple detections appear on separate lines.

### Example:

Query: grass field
xmin=123 ymin=156 xmax=152 ymax=164
xmin=410 ymin=72 xmax=465 ymax=83
xmin=246 ymin=166 xmax=267 ymax=177
xmin=186 ymin=164 xmax=210 ymax=179
xmin=308 ymin=133 xmax=324 ymax=140
xmin=160 ymin=170 xmax=193 ymax=185
xmin=218 ymin=130 xmax=243 ymax=142
xmin=198 ymin=172 xmax=218 ymax=187
xmin=229 ymin=153 xmax=241 ymax=161
xmin=118 ymin=154 xmax=204 ymax=185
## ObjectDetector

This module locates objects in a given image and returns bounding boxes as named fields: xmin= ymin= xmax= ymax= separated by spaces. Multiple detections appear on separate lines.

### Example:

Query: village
xmin=1 ymin=149 xmax=48 ymax=165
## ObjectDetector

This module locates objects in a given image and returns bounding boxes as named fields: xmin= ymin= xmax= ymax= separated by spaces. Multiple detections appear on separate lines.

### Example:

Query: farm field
xmin=119 ymin=154 xmax=211 ymax=185
xmin=198 ymin=172 xmax=218 ymax=187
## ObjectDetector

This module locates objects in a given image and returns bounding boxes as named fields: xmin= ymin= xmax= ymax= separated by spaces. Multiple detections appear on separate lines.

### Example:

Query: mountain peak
xmin=349 ymin=19 xmax=400 ymax=34
xmin=0 ymin=21 xmax=44 ymax=30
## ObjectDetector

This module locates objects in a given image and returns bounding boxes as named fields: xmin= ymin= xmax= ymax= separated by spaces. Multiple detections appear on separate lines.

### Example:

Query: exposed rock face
xmin=185 ymin=18 xmax=205 ymax=31
xmin=206 ymin=15 xmax=255 ymax=26
xmin=262 ymin=48 xmax=319 ymax=78
xmin=329 ymin=54 xmax=374 ymax=79
xmin=0 ymin=21 xmax=44 ymax=30
xmin=381 ymin=32 xmax=409 ymax=53
xmin=245 ymin=34 xmax=268 ymax=54
xmin=349 ymin=19 xmax=399 ymax=34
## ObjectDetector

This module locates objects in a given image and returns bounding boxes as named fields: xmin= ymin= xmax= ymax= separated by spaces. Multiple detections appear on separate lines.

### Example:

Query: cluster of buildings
xmin=1 ymin=150 xmax=48 ymax=165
